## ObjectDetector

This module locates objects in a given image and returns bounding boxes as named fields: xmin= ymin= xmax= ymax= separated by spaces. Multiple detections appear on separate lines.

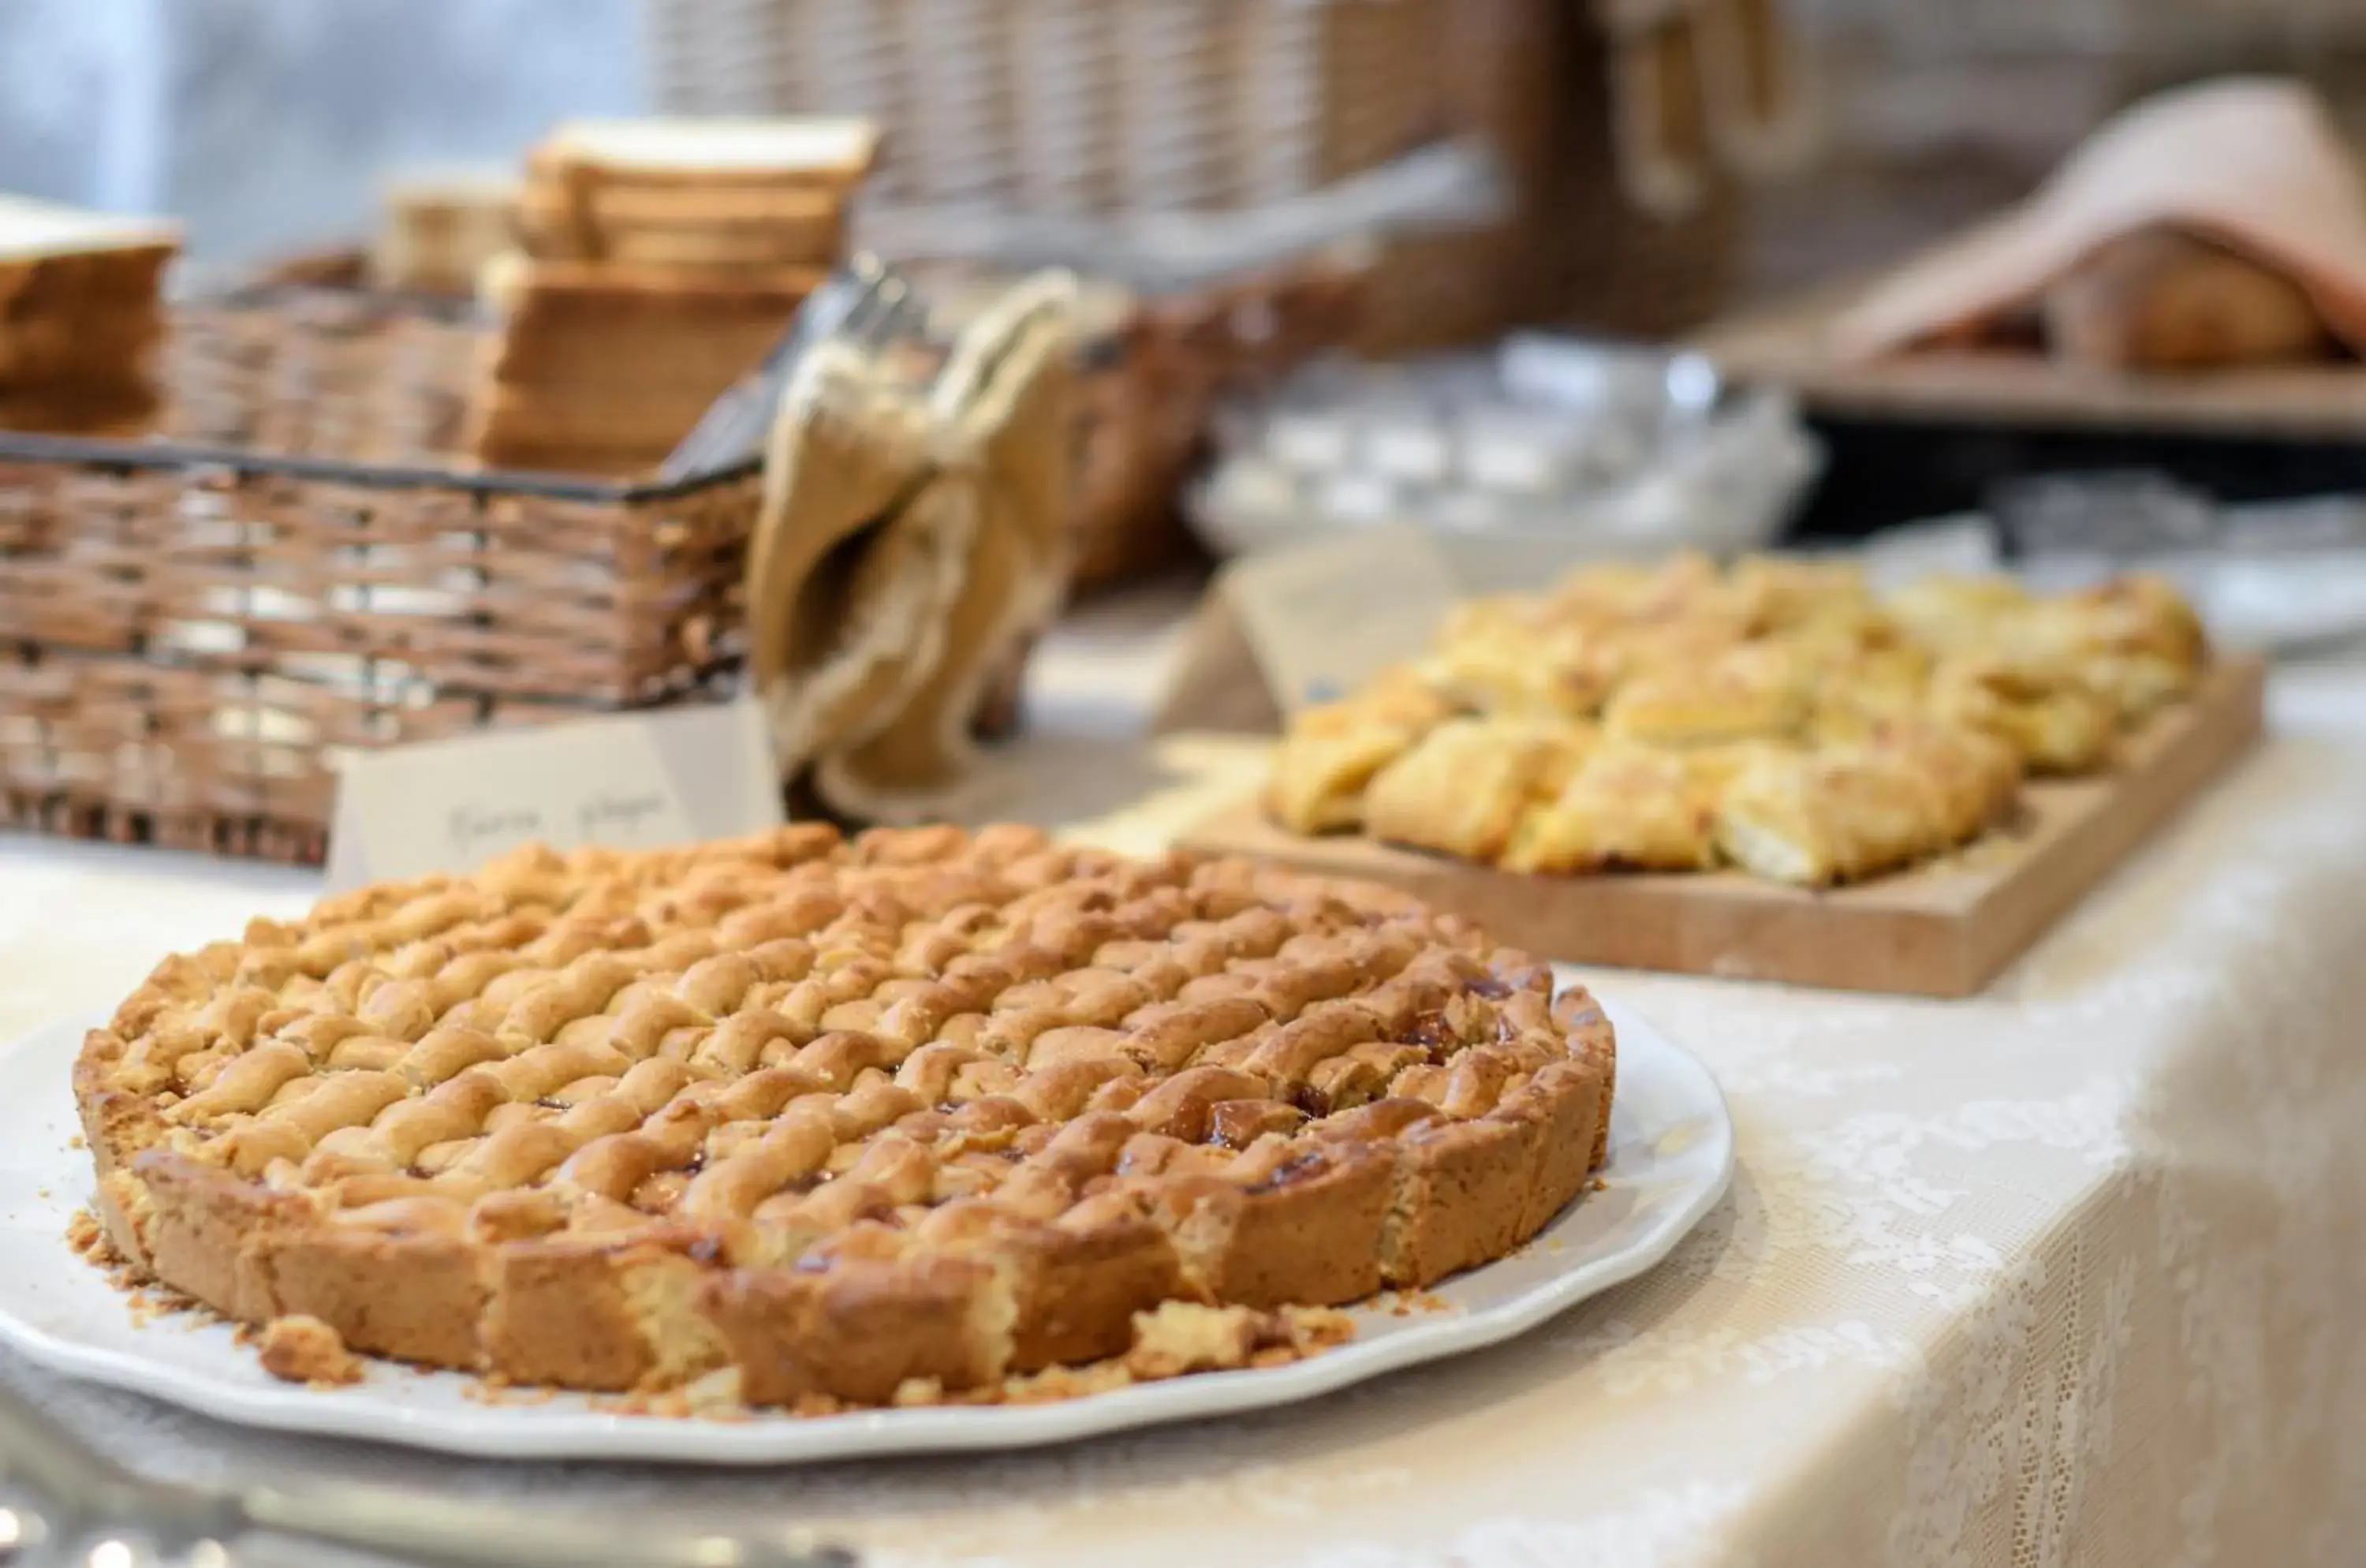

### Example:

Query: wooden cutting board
xmin=1177 ymin=658 xmax=2268 ymax=997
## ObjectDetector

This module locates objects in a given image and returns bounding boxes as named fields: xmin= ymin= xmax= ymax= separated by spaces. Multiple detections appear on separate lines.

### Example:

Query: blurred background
xmin=0 ymin=0 xmax=639 ymax=260
xmin=6 ymin=0 xmax=2364 ymax=297
xmin=9 ymin=0 xmax=2366 ymax=860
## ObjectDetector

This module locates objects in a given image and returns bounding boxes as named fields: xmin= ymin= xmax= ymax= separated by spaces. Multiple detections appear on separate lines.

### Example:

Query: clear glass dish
xmin=1188 ymin=334 xmax=1823 ymax=592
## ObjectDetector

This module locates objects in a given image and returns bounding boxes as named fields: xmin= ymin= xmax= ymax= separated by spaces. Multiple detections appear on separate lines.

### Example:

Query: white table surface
xmin=6 ymin=595 xmax=2366 ymax=1568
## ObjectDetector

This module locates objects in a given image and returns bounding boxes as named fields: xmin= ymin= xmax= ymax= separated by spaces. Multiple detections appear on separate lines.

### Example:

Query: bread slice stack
xmin=376 ymin=166 xmax=520 ymax=297
xmin=468 ymin=118 xmax=879 ymax=476
xmin=0 ymin=194 xmax=178 ymax=436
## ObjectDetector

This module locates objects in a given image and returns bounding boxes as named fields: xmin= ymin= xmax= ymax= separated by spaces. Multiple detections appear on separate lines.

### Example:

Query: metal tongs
xmin=659 ymin=255 xmax=934 ymax=486
xmin=0 ymin=1372 xmax=854 ymax=1568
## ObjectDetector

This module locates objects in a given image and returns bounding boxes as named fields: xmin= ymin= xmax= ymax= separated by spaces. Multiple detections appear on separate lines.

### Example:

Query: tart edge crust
xmin=75 ymin=948 xmax=1616 ymax=1406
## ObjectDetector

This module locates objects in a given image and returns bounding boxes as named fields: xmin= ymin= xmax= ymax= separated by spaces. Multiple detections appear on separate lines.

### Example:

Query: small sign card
xmin=322 ymin=697 xmax=783 ymax=893
xmin=1155 ymin=526 xmax=1461 ymax=733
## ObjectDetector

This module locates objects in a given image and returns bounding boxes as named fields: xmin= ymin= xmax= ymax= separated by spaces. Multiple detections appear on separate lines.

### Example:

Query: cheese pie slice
xmin=2013 ymin=575 xmax=2207 ymax=722
xmin=1267 ymin=722 xmax=1430 ymax=834
xmin=1862 ymin=719 xmax=2023 ymax=842
xmin=1929 ymin=653 xmax=2119 ymax=774
xmin=1810 ymin=646 xmax=1935 ymax=744
xmin=1604 ymin=642 xmax=1810 ymax=748
xmin=1264 ymin=672 xmax=1458 ymax=834
xmin=1883 ymin=574 xmax=2036 ymax=652
xmin=1502 ymin=744 xmax=1740 ymax=874
xmin=1364 ymin=718 xmax=1596 ymax=862
xmin=1714 ymin=748 xmax=1954 ymax=887
xmin=1728 ymin=554 xmax=1875 ymax=630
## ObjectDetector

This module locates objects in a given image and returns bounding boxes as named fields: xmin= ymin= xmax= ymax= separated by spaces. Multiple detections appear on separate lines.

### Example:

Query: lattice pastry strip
xmin=77 ymin=824 xmax=1614 ymax=1407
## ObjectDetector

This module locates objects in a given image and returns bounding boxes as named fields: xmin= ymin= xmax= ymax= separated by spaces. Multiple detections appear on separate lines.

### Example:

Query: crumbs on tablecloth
xmin=68 ymin=1134 xmax=85 ymax=1151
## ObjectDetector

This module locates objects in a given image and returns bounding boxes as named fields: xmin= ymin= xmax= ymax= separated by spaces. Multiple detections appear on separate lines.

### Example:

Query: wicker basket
xmin=901 ymin=254 xmax=1367 ymax=592
xmin=162 ymin=289 xmax=482 ymax=466
xmin=1069 ymin=260 xmax=1368 ymax=588
xmin=647 ymin=0 xmax=1449 ymax=213
xmin=0 ymin=293 xmax=759 ymax=864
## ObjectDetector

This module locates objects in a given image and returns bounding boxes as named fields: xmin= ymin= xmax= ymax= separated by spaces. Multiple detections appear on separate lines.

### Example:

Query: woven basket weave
xmin=646 ymin=0 xmax=1448 ymax=213
xmin=0 ymin=293 xmax=758 ymax=864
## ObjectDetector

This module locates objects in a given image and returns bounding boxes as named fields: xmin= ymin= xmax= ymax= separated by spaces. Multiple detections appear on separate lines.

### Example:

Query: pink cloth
xmin=1833 ymin=77 xmax=2366 ymax=361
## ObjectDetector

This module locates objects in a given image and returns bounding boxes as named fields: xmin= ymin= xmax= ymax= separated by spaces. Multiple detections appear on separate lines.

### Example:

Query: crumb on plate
xmin=258 ymin=1314 xmax=364 ymax=1387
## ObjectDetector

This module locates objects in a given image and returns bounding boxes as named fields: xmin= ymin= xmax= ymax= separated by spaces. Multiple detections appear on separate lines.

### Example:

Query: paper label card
xmin=1222 ymin=526 xmax=1461 ymax=711
xmin=323 ymin=697 xmax=783 ymax=892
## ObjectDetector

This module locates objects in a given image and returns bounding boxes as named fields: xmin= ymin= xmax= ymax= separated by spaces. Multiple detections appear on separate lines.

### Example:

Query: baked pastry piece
xmin=1502 ymin=745 xmax=1737 ymax=874
xmin=1265 ymin=720 xmax=1427 ymax=837
xmin=2013 ymin=574 xmax=2208 ymax=722
xmin=1727 ymin=555 xmax=1874 ymax=630
xmin=1260 ymin=553 xmax=2211 ymax=889
xmin=1546 ymin=551 xmax=1726 ymax=625
xmin=1424 ymin=620 xmax=1619 ymax=719
xmin=1603 ymin=643 xmax=1809 ymax=748
xmin=1862 ymin=719 xmax=2023 ymax=842
xmin=1263 ymin=669 xmax=1458 ymax=835
xmin=1883 ymin=575 xmax=2034 ymax=654
xmin=1714 ymin=748 xmax=1946 ymax=887
xmin=1363 ymin=719 xmax=1596 ymax=862
xmin=1714 ymin=720 xmax=2018 ymax=885
xmin=1928 ymin=652 xmax=2119 ymax=775
xmin=1809 ymin=646 xmax=1935 ymax=743
xmin=76 ymin=826 xmax=1614 ymax=1406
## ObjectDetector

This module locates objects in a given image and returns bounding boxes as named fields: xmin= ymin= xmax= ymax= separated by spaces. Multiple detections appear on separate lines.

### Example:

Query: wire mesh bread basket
xmin=0 ymin=289 xmax=757 ymax=864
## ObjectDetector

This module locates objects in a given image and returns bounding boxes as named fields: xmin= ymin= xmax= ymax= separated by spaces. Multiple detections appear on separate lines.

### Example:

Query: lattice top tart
xmin=75 ymin=824 xmax=1614 ymax=1407
xmin=1266 ymin=554 xmax=2209 ymax=887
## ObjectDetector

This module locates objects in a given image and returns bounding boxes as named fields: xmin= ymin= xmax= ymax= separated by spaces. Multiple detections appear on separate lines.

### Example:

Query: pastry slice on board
xmin=1364 ymin=718 xmax=1596 ymax=864
xmin=1834 ymin=77 xmax=2366 ymax=364
xmin=1712 ymin=717 xmax=2016 ymax=886
xmin=742 ymin=339 xmax=974 ymax=780
xmin=1865 ymin=719 xmax=2023 ymax=844
xmin=1714 ymin=746 xmax=1951 ymax=887
xmin=1502 ymin=743 xmax=1734 ymax=874
xmin=1928 ymin=653 xmax=2119 ymax=776
xmin=1603 ymin=641 xmax=1811 ymax=747
xmin=1263 ymin=669 xmax=1461 ymax=834
xmin=816 ymin=273 xmax=1082 ymax=819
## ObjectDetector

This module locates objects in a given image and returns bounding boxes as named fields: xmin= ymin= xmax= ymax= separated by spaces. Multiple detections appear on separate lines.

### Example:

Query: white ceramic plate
xmin=0 ymin=996 xmax=1730 ymax=1465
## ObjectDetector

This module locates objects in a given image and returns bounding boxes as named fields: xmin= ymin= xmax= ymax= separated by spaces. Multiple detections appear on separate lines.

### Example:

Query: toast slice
xmin=532 ymin=117 xmax=881 ymax=191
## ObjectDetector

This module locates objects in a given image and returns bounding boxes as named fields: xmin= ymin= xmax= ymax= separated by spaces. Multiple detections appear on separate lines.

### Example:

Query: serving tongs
xmin=660 ymin=254 xmax=933 ymax=485
xmin=0 ymin=1371 xmax=853 ymax=1568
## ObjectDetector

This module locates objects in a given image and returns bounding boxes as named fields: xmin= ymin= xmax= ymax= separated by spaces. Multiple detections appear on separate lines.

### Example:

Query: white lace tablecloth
xmin=6 ymin=613 xmax=2366 ymax=1568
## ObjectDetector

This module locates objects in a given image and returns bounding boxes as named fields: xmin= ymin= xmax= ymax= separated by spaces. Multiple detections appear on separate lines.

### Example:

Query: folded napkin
xmin=742 ymin=271 xmax=1080 ymax=821
xmin=1834 ymin=77 xmax=2366 ymax=364
xmin=818 ymin=274 xmax=1080 ymax=820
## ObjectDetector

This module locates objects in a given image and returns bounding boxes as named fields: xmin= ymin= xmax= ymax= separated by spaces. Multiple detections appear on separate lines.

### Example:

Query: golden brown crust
xmin=75 ymin=825 xmax=1614 ymax=1408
